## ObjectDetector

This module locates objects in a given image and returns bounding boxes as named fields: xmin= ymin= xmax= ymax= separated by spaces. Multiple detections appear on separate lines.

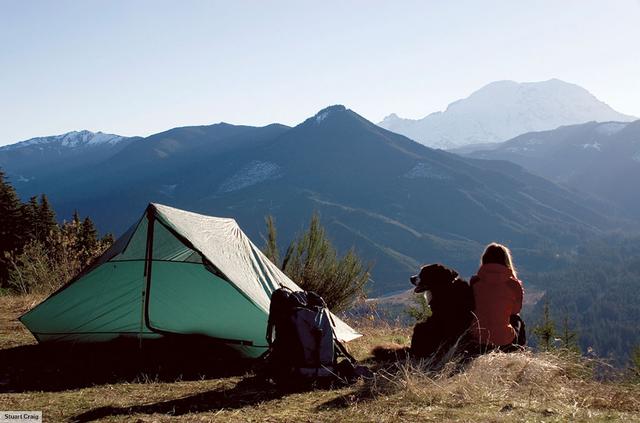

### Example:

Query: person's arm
xmin=512 ymin=279 xmax=524 ymax=314
xmin=470 ymin=275 xmax=479 ymax=287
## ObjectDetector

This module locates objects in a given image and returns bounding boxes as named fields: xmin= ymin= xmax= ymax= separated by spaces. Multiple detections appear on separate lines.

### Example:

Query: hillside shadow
xmin=70 ymin=375 xmax=286 ymax=423
xmin=70 ymin=358 xmax=376 ymax=422
xmin=0 ymin=335 xmax=255 ymax=393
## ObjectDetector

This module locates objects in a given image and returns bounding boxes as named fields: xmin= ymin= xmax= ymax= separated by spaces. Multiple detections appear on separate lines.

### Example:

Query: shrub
xmin=6 ymin=217 xmax=112 ymax=295
xmin=406 ymin=293 xmax=432 ymax=322
xmin=263 ymin=213 xmax=370 ymax=312
xmin=532 ymin=302 xmax=558 ymax=351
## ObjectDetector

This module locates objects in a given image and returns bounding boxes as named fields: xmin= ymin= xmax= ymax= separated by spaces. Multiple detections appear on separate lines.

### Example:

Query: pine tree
xmin=0 ymin=171 xmax=24 ymax=251
xmin=0 ymin=170 xmax=26 ymax=286
xmin=533 ymin=302 xmax=558 ymax=351
xmin=102 ymin=233 xmax=115 ymax=246
xmin=263 ymin=215 xmax=280 ymax=266
xmin=22 ymin=196 xmax=40 ymax=242
xmin=560 ymin=314 xmax=580 ymax=352
xmin=72 ymin=210 xmax=81 ymax=226
xmin=38 ymin=194 xmax=58 ymax=244
xmin=79 ymin=216 xmax=98 ymax=264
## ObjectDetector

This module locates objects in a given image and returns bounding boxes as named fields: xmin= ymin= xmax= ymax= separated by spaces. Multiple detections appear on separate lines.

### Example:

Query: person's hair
xmin=481 ymin=242 xmax=517 ymax=277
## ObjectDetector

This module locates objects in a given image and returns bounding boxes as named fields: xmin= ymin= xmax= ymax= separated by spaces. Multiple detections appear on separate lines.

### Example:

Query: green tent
xmin=20 ymin=203 xmax=360 ymax=357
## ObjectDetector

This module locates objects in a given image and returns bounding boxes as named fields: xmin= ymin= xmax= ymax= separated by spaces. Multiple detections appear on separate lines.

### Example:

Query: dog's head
xmin=410 ymin=263 xmax=459 ymax=294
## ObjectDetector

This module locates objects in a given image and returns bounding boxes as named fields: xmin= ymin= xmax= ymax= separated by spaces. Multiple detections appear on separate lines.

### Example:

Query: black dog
xmin=410 ymin=264 xmax=474 ymax=359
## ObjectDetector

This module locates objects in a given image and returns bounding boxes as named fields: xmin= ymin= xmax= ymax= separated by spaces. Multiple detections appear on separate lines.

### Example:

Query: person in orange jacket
xmin=470 ymin=242 xmax=526 ymax=352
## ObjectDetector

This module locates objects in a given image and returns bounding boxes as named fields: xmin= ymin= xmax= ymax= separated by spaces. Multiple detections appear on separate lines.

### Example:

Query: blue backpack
xmin=265 ymin=287 xmax=360 ymax=383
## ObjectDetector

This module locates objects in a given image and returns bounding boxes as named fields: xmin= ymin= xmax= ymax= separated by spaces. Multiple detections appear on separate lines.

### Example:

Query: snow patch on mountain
xmin=503 ymin=136 xmax=545 ymax=153
xmin=596 ymin=122 xmax=628 ymax=136
xmin=311 ymin=105 xmax=347 ymax=125
xmin=403 ymin=162 xmax=451 ymax=180
xmin=218 ymin=161 xmax=282 ymax=193
xmin=2 ymin=130 xmax=126 ymax=151
xmin=16 ymin=175 xmax=33 ymax=183
xmin=506 ymin=146 xmax=536 ymax=153
xmin=158 ymin=184 xmax=178 ymax=197
xmin=316 ymin=111 xmax=329 ymax=124
xmin=582 ymin=142 xmax=602 ymax=151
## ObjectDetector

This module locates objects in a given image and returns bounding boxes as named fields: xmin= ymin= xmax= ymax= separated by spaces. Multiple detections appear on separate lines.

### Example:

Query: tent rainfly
xmin=20 ymin=203 xmax=361 ymax=357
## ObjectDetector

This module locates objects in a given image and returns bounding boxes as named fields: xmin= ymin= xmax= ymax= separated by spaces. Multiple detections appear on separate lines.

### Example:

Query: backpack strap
xmin=266 ymin=286 xmax=295 ymax=346
xmin=266 ymin=311 xmax=275 ymax=346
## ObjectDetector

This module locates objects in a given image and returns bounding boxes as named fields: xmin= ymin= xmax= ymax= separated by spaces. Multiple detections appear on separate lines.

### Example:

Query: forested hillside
xmin=464 ymin=120 xmax=640 ymax=220
xmin=526 ymin=235 xmax=640 ymax=365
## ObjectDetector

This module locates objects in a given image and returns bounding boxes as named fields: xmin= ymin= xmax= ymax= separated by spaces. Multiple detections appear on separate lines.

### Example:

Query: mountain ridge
xmin=0 ymin=105 xmax=624 ymax=294
xmin=0 ymin=130 xmax=130 ymax=151
xmin=463 ymin=119 xmax=640 ymax=219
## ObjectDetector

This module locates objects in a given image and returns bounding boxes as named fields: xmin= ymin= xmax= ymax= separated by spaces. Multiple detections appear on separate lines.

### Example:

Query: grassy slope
xmin=1 ymin=295 xmax=639 ymax=422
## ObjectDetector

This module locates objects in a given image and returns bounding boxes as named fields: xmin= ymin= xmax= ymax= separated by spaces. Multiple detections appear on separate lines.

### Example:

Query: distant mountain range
xmin=0 ymin=106 xmax=622 ymax=295
xmin=379 ymin=79 xmax=636 ymax=149
xmin=463 ymin=120 xmax=640 ymax=219
xmin=0 ymin=131 xmax=138 ymax=185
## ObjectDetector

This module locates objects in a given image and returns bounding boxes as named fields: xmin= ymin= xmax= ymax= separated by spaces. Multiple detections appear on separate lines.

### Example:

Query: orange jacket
xmin=470 ymin=263 xmax=524 ymax=346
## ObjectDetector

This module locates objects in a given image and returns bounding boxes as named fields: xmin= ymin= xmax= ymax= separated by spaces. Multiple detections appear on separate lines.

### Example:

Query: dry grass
xmin=365 ymin=351 xmax=640 ymax=421
xmin=1 ymin=294 xmax=639 ymax=422
xmin=0 ymin=293 xmax=43 ymax=349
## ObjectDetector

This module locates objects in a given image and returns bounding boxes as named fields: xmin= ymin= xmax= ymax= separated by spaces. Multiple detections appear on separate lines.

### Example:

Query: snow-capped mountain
xmin=0 ymin=130 xmax=137 ymax=190
xmin=1 ymin=130 xmax=128 ymax=151
xmin=379 ymin=79 xmax=636 ymax=149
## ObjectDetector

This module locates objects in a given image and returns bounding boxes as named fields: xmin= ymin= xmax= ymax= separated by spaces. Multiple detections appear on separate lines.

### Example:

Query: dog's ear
xmin=433 ymin=264 xmax=458 ymax=286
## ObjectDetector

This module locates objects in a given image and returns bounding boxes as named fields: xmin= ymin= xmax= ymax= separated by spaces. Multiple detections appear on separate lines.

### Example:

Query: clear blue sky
xmin=1 ymin=0 xmax=639 ymax=145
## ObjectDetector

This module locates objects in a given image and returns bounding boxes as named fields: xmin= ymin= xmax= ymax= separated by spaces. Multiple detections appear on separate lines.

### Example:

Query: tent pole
xmin=140 ymin=208 xmax=155 ymax=349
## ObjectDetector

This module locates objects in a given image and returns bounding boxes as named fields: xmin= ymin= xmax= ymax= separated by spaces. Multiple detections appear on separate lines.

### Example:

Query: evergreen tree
xmin=79 ymin=216 xmax=98 ymax=264
xmin=22 ymin=196 xmax=40 ymax=241
xmin=38 ymin=194 xmax=57 ymax=244
xmin=278 ymin=212 xmax=370 ymax=312
xmin=263 ymin=215 xmax=280 ymax=266
xmin=533 ymin=302 xmax=558 ymax=351
xmin=102 ymin=233 xmax=115 ymax=246
xmin=0 ymin=170 xmax=25 ymax=286
xmin=560 ymin=314 xmax=580 ymax=352
xmin=72 ymin=210 xmax=81 ymax=226
xmin=0 ymin=171 xmax=24 ymax=249
xmin=0 ymin=174 xmax=113 ymax=294
xmin=80 ymin=216 xmax=97 ymax=246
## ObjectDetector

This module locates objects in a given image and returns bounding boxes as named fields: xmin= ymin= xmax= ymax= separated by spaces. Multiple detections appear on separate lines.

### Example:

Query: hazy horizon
xmin=2 ymin=0 xmax=639 ymax=146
